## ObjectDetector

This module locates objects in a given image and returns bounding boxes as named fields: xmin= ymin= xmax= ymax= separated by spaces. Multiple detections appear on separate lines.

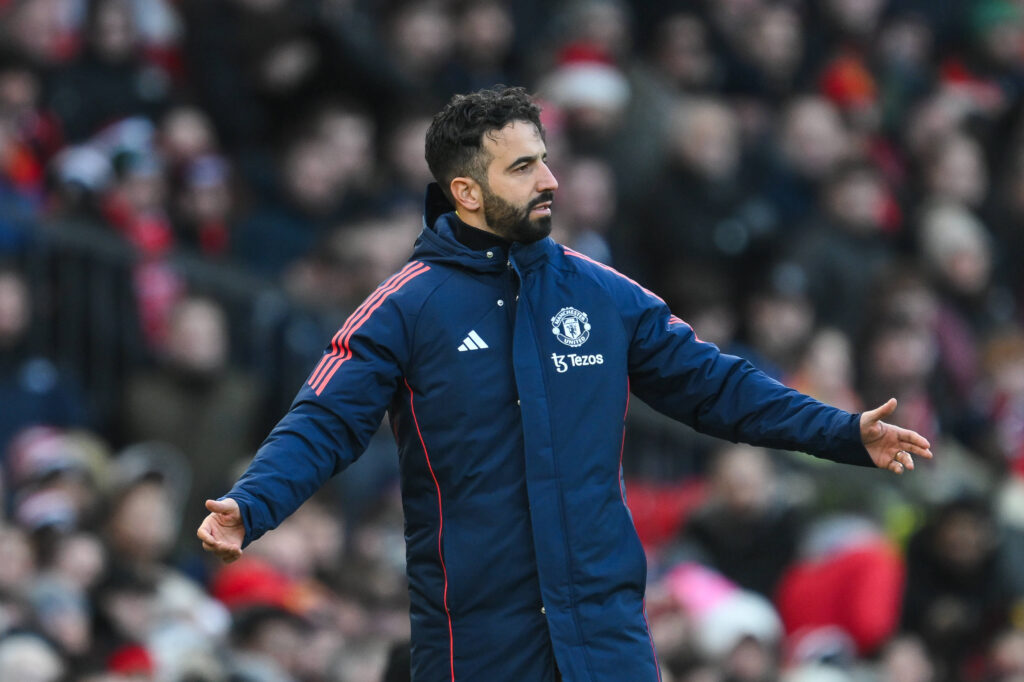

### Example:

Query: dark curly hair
xmin=425 ymin=85 xmax=544 ymax=203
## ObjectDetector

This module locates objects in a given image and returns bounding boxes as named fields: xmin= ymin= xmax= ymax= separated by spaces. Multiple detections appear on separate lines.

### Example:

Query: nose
xmin=537 ymin=161 xmax=558 ymax=193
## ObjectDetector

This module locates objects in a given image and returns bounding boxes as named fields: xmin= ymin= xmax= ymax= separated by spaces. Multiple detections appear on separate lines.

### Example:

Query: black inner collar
xmin=451 ymin=213 xmax=511 ymax=252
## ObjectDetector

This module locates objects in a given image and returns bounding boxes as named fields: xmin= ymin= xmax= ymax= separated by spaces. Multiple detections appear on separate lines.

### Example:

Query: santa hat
xmin=539 ymin=43 xmax=630 ymax=111
xmin=108 ymin=643 xmax=155 ymax=676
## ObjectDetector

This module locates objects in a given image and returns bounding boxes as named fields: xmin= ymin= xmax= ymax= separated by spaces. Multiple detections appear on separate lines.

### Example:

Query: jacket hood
xmin=412 ymin=183 xmax=557 ymax=273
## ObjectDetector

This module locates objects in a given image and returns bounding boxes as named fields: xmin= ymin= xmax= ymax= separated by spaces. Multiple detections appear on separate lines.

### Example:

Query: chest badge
xmin=551 ymin=307 xmax=591 ymax=348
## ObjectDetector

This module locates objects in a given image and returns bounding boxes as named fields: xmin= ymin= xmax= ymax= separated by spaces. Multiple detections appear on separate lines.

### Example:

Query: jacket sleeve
xmin=223 ymin=273 xmax=421 ymax=547
xmin=621 ymin=280 xmax=872 ymax=467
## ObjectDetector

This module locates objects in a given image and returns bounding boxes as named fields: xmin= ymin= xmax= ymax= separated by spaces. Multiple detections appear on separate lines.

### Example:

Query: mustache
xmin=528 ymin=192 xmax=555 ymax=210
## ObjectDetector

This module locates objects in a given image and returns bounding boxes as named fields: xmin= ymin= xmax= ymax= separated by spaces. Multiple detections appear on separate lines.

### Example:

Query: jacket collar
xmin=414 ymin=183 xmax=558 ymax=273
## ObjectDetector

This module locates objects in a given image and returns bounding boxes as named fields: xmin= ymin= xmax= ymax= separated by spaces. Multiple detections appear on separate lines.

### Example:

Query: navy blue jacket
xmin=226 ymin=185 xmax=872 ymax=681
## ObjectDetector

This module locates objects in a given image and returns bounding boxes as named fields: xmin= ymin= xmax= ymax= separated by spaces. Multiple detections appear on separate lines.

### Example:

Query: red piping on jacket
xmin=562 ymin=247 xmax=687 ymax=327
xmin=405 ymin=377 xmax=455 ymax=681
xmin=620 ymin=378 xmax=662 ymax=682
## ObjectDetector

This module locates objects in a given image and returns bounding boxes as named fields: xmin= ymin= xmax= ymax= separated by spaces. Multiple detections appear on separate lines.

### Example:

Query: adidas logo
xmin=458 ymin=330 xmax=489 ymax=352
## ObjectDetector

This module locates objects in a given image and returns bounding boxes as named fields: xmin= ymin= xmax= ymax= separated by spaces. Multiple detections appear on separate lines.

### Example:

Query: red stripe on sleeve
xmin=309 ymin=262 xmax=429 ymax=396
xmin=308 ymin=262 xmax=426 ymax=388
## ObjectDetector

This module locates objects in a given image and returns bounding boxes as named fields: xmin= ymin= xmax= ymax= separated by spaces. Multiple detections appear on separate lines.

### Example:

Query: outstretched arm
xmin=860 ymin=398 xmax=933 ymax=474
xmin=612 ymin=266 xmax=930 ymax=468
xmin=196 ymin=262 xmax=427 ymax=558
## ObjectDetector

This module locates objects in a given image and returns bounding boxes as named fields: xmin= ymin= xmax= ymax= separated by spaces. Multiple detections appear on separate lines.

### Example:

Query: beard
xmin=481 ymin=187 xmax=554 ymax=243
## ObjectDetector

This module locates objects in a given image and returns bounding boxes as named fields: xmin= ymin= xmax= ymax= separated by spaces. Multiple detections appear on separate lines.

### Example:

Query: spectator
xmin=170 ymin=153 xmax=237 ymax=259
xmin=0 ymin=0 xmax=75 ymax=66
xmin=377 ymin=113 xmax=436 ymax=217
xmin=961 ymin=0 xmax=1024 ymax=113
xmin=120 ymin=295 xmax=264 ymax=546
xmin=621 ymin=11 xmax=720 ymax=202
xmin=437 ymin=0 xmax=519 ymax=98
xmin=658 ymin=561 xmax=784 ymax=682
xmin=776 ymin=515 xmax=905 ymax=658
xmin=921 ymin=133 xmax=988 ymax=210
xmin=229 ymin=605 xmax=308 ymax=681
xmin=632 ymin=97 xmax=777 ymax=298
xmin=902 ymin=497 xmax=1024 ymax=681
xmin=548 ymin=155 xmax=617 ymax=264
xmin=47 ymin=0 xmax=174 ymax=142
xmin=740 ymin=267 xmax=816 ymax=380
xmin=763 ymin=96 xmax=851 ymax=228
xmin=537 ymin=43 xmax=632 ymax=154
xmin=104 ymin=449 xmax=186 ymax=568
xmin=644 ymin=12 xmax=721 ymax=96
xmin=231 ymin=103 xmax=377 ymax=278
xmin=0 ymin=266 xmax=89 ymax=456
xmin=858 ymin=319 xmax=941 ymax=448
xmin=916 ymin=202 xmax=1002 ymax=430
xmin=990 ymin=149 xmax=1024 ymax=303
xmin=675 ymin=444 xmax=804 ymax=599
xmin=157 ymin=105 xmax=219 ymax=173
xmin=810 ymin=0 xmax=888 ymax=54
xmin=5 ymin=427 xmax=110 ymax=533
xmin=383 ymin=0 xmax=456 ymax=108
xmin=787 ymin=328 xmax=863 ymax=414
xmin=979 ymin=329 xmax=1024 ymax=476
xmin=726 ymin=3 xmax=807 ymax=103
xmin=0 ymin=50 xmax=59 ymax=250
xmin=876 ymin=634 xmax=936 ymax=682
xmin=786 ymin=160 xmax=897 ymax=338
xmin=0 ymin=525 xmax=35 ymax=596
xmin=0 ymin=631 xmax=65 ymax=682
xmin=873 ymin=12 xmax=936 ymax=137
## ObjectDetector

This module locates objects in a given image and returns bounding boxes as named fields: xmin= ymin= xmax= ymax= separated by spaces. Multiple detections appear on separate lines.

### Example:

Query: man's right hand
xmin=197 ymin=498 xmax=245 ymax=563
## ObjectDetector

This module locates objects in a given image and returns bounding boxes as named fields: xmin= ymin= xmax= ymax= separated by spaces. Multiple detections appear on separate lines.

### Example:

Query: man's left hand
xmin=860 ymin=398 xmax=933 ymax=474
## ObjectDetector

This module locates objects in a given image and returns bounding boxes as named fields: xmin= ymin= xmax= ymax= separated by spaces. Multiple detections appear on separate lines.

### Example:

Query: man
xmin=198 ymin=86 xmax=932 ymax=681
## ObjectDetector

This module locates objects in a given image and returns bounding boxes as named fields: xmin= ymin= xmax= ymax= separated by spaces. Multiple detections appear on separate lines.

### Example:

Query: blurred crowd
xmin=4 ymin=0 xmax=1024 ymax=680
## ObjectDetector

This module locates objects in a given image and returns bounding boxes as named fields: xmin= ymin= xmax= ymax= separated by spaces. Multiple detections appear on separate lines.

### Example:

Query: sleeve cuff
xmin=219 ymin=491 xmax=264 ymax=548
xmin=826 ymin=412 xmax=874 ymax=467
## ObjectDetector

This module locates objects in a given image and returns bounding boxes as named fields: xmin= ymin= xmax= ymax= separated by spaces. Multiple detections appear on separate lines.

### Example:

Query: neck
xmin=455 ymin=208 xmax=496 ymax=235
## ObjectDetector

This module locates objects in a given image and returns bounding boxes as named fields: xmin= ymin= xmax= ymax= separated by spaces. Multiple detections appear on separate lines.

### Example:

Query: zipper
xmin=508 ymin=256 xmax=595 ymax=677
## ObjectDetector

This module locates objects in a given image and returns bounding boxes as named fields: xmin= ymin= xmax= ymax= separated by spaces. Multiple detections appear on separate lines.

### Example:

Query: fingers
xmin=197 ymin=522 xmax=243 ymax=563
xmin=889 ymin=449 xmax=912 ymax=474
xmin=205 ymin=498 xmax=239 ymax=516
xmin=866 ymin=397 xmax=898 ymax=423
xmin=203 ymin=541 xmax=242 ymax=563
xmin=898 ymin=430 xmax=933 ymax=457
xmin=897 ymin=441 xmax=933 ymax=460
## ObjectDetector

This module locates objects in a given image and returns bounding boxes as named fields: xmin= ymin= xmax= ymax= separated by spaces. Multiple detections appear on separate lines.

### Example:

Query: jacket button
xmin=486 ymin=250 xmax=494 ymax=259
xmin=497 ymin=299 xmax=504 ymax=307
xmin=517 ymin=399 xmax=520 ymax=406
xmin=541 ymin=606 xmax=546 ymax=615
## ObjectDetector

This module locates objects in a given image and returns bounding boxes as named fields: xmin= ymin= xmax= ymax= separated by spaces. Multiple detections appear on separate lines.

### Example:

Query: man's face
xmin=478 ymin=120 xmax=558 ymax=243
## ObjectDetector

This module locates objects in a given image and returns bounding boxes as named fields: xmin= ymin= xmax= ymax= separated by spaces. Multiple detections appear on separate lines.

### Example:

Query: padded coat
xmin=225 ymin=184 xmax=873 ymax=681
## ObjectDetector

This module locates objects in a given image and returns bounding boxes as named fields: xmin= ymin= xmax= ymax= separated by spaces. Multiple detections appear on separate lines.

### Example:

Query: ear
xmin=450 ymin=176 xmax=482 ymax=212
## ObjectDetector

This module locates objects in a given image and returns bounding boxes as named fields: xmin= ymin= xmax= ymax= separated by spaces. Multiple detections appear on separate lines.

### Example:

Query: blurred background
xmin=3 ymin=0 xmax=1024 ymax=680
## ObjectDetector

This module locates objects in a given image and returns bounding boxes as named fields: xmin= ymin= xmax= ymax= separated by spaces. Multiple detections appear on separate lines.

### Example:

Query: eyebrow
xmin=506 ymin=153 xmax=545 ymax=171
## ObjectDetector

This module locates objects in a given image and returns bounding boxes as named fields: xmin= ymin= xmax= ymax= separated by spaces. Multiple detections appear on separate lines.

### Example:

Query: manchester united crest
xmin=551 ymin=307 xmax=591 ymax=348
